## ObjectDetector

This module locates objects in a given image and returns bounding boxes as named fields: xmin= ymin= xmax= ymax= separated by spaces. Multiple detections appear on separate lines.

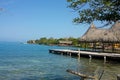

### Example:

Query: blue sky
xmin=0 ymin=0 xmax=94 ymax=42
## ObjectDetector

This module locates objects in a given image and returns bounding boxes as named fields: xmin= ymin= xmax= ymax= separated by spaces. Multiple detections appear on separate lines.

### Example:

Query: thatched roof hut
xmin=80 ymin=23 xmax=119 ymax=43
xmin=79 ymin=21 xmax=120 ymax=52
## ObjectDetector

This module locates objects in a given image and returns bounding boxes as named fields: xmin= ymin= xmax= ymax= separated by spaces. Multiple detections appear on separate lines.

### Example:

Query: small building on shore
xmin=58 ymin=40 xmax=72 ymax=46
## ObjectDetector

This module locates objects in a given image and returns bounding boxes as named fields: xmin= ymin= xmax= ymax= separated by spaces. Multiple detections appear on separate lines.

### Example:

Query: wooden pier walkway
xmin=49 ymin=49 xmax=120 ymax=61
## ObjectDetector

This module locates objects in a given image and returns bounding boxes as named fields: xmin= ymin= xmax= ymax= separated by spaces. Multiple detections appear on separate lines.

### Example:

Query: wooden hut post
xmin=102 ymin=43 xmax=105 ymax=52
xmin=112 ymin=43 xmax=115 ymax=52
xmin=85 ymin=42 xmax=87 ymax=50
xmin=95 ymin=42 xmax=96 ymax=51
xmin=92 ymin=43 xmax=94 ymax=51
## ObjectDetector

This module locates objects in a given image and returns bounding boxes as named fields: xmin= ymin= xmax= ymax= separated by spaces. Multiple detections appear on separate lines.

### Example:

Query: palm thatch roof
xmin=80 ymin=22 xmax=120 ymax=43
xmin=110 ymin=21 xmax=120 ymax=41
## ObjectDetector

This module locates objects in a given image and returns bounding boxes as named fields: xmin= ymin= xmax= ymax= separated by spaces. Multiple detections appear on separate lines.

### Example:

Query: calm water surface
xmin=0 ymin=42 xmax=120 ymax=80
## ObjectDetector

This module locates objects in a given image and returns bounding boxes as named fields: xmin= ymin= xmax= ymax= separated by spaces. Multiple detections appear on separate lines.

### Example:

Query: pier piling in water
xmin=70 ymin=53 xmax=71 ymax=56
xmin=78 ymin=48 xmax=80 ymax=58
xmin=89 ymin=55 xmax=92 ymax=63
xmin=104 ymin=56 xmax=106 ymax=64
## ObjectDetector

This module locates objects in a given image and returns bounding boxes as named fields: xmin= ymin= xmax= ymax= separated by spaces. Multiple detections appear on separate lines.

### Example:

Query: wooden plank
xmin=94 ymin=67 xmax=104 ymax=80
xmin=66 ymin=69 xmax=95 ymax=79
xmin=66 ymin=67 xmax=104 ymax=80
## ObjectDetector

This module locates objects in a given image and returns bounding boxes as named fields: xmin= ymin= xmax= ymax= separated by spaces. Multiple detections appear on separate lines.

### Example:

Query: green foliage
xmin=34 ymin=37 xmax=59 ymax=45
xmin=27 ymin=37 xmax=91 ymax=48
xmin=67 ymin=37 xmax=79 ymax=46
xmin=27 ymin=37 xmax=81 ymax=47
xmin=38 ymin=37 xmax=48 ymax=44
xmin=67 ymin=0 xmax=120 ymax=24
xmin=80 ymin=43 xmax=89 ymax=48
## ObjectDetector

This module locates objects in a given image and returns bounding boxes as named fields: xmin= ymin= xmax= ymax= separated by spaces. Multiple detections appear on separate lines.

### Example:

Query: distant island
xmin=27 ymin=37 xmax=84 ymax=47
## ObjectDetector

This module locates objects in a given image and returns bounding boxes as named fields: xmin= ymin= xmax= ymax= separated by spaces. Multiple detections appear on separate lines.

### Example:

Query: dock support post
xmin=67 ymin=52 xmax=69 ymax=55
xmin=89 ymin=55 xmax=92 ymax=63
xmin=117 ymin=74 xmax=120 ymax=80
xmin=78 ymin=48 xmax=80 ymax=58
xmin=61 ymin=52 xmax=63 ymax=55
xmin=104 ymin=56 xmax=106 ymax=64
xmin=70 ymin=53 xmax=71 ymax=56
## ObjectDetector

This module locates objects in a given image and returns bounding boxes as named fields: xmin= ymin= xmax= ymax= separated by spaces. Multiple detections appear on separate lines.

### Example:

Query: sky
xmin=0 ymin=0 xmax=98 ymax=42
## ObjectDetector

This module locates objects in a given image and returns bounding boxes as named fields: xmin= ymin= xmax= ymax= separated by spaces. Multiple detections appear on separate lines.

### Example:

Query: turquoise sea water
xmin=0 ymin=42 xmax=120 ymax=80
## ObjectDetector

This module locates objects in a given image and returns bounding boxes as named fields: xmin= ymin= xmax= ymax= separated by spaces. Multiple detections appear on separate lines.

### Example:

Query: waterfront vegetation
xmin=27 ymin=37 xmax=88 ymax=48
xmin=27 ymin=37 xmax=79 ymax=46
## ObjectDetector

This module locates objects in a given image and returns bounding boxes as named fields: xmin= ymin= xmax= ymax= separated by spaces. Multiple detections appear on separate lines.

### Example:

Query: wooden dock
xmin=49 ymin=49 xmax=120 ymax=61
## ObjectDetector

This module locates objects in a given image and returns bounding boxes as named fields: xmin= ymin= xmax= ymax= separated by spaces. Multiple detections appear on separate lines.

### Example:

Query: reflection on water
xmin=0 ymin=42 xmax=119 ymax=80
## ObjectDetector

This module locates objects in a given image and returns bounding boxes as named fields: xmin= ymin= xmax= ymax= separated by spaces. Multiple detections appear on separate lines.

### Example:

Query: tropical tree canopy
xmin=67 ymin=0 xmax=120 ymax=24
